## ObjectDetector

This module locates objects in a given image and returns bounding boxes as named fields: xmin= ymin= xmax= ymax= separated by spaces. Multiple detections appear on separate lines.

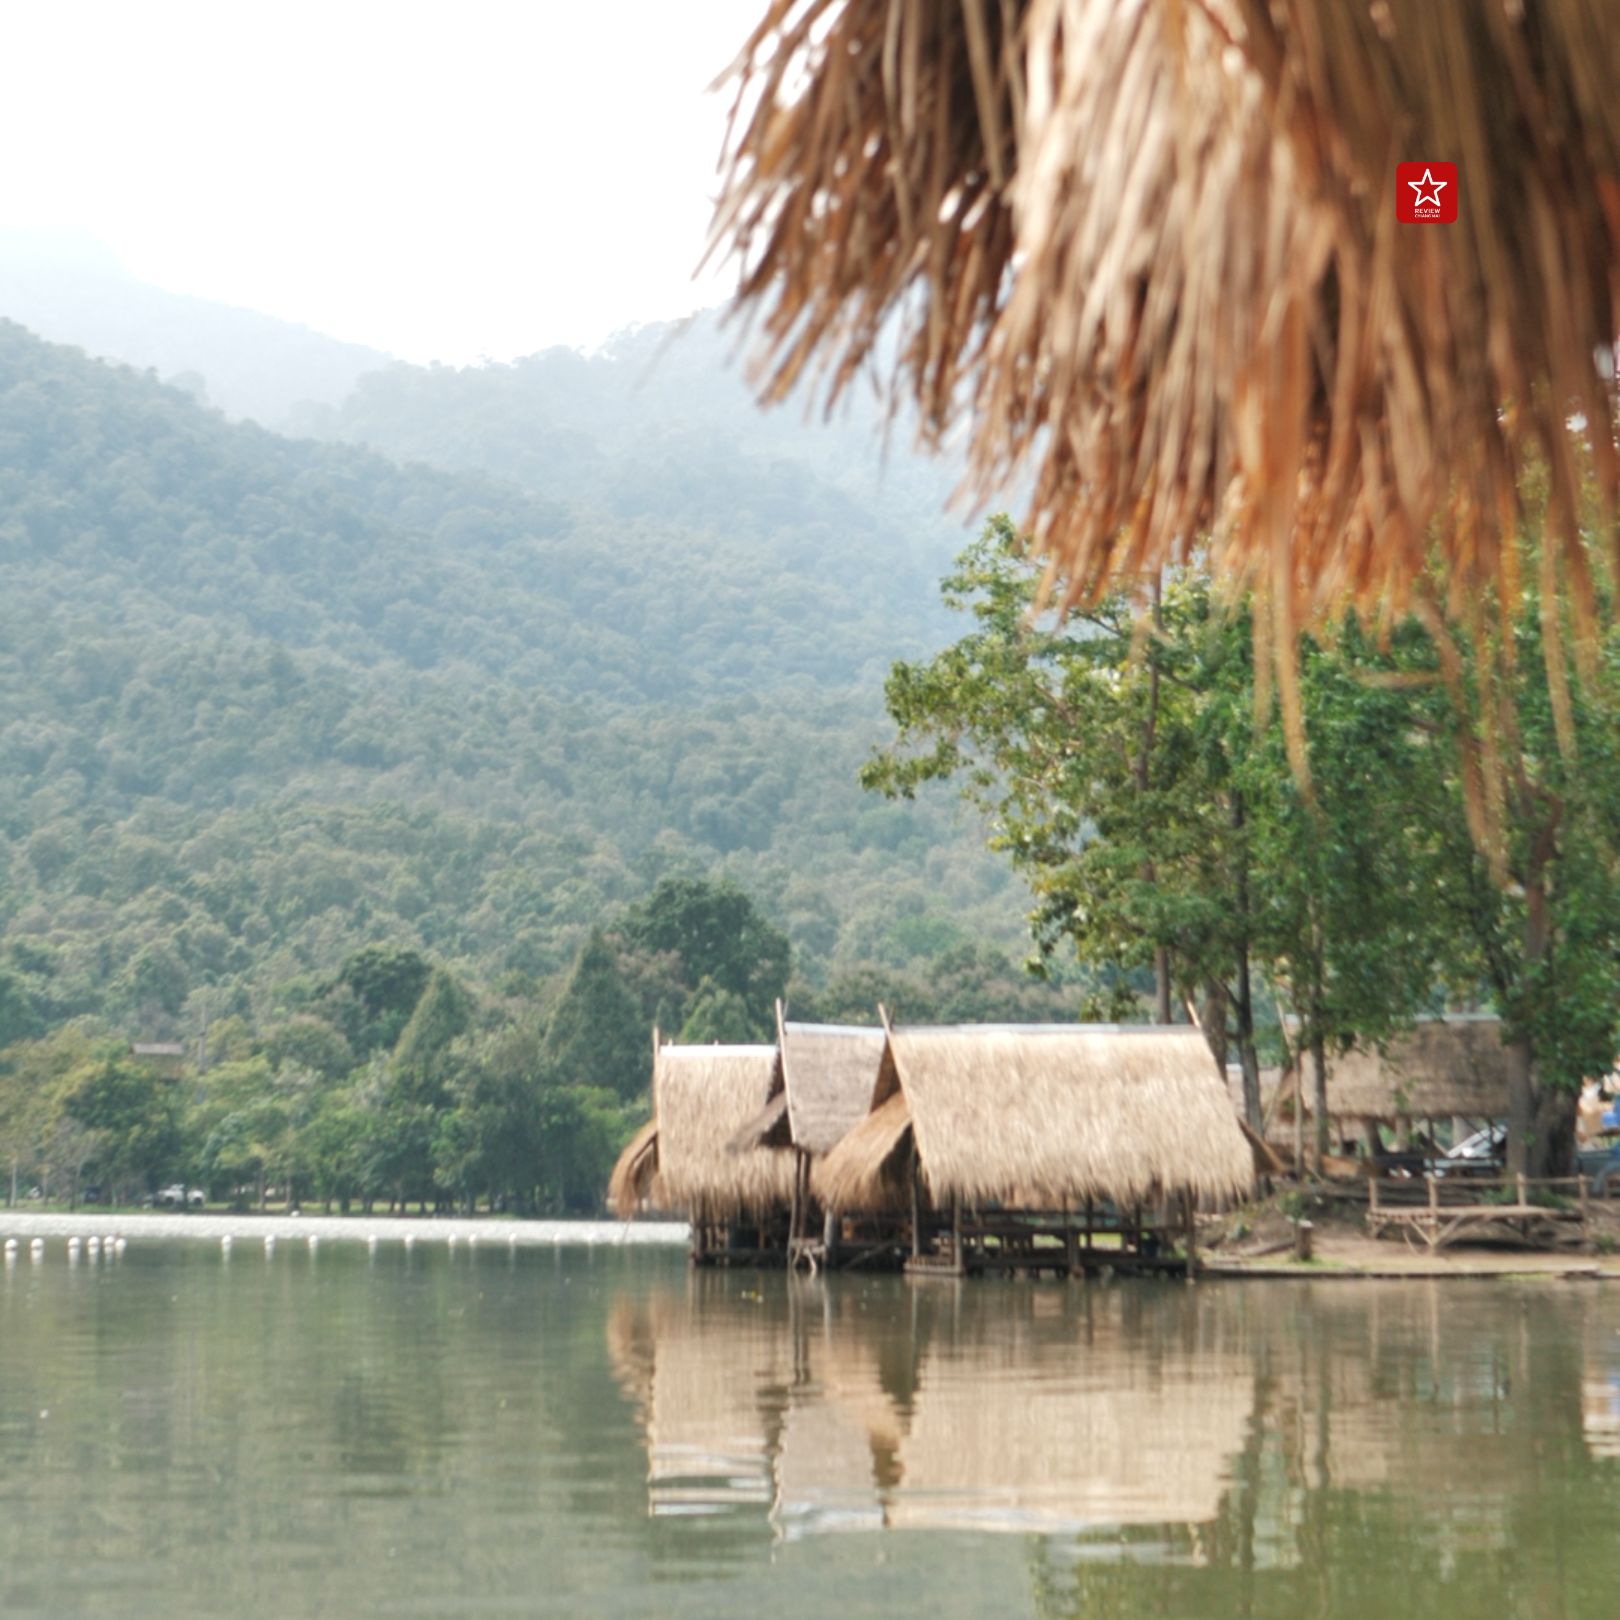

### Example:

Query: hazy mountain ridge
xmin=0 ymin=230 xmax=392 ymax=424
xmin=0 ymin=317 xmax=1037 ymax=1038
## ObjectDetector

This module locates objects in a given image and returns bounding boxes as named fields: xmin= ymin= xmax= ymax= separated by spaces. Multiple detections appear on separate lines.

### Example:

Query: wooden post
xmin=1516 ymin=1170 xmax=1527 ymax=1208
xmin=1184 ymin=1189 xmax=1199 ymax=1280
xmin=1369 ymin=1174 xmax=1380 ymax=1214
xmin=952 ymin=1196 xmax=962 ymax=1273
xmin=909 ymin=1147 xmax=922 ymax=1260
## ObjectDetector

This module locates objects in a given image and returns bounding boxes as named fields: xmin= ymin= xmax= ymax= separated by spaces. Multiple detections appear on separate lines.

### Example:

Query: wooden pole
xmin=909 ymin=1146 xmax=922 ymax=1260
xmin=1184 ymin=1190 xmax=1199 ymax=1280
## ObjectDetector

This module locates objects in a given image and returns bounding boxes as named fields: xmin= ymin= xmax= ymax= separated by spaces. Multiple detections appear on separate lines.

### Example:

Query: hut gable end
xmin=653 ymin=1044 xmax=795 ymax=1221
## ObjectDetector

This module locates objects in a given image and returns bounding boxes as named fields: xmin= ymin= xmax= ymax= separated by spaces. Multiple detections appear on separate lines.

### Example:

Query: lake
xmin=2 ymin=1232 xmax=1618 ymax=1618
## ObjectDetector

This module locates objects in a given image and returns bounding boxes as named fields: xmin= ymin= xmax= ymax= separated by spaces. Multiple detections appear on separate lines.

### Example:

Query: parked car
xmin=147 ymin=1184 xmax=206 ymax=1208
xmin=1433 ymin=1124 xmax=1507 ymax=1176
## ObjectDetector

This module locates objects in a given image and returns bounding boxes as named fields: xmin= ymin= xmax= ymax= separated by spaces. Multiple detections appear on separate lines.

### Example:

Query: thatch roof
xmin=727 ymin=1019 xmax=890 ymax=1160
xmin=713 ymin=1 xmax=1620 ymax=789
xmin=607 ymin=1116 xmax=659 ymax=1219
xmin=727 ymin=1088 xmax=791 ymax=1155
xmin=817 ymin=1025 xmax=1253 ymax=1211
xmin=652 ymin=1043 xmax=797 ymax=1221
xmin=1324 ymin=1017 xmax=1514 ymax=1122
xmin=813 ymin=1087 xmax=912 ymax=1213
xmin=780 ymin=1020 xmax=889 ymax=1155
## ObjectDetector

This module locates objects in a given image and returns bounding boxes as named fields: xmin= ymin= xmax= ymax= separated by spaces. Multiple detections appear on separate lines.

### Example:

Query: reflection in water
xmin=612 ymin=1271 xmax=1620 ymax=1615
xmin=611 ymin=1279 xmax=1256 ymax=1544
xmin=7 ymin=1245 xmax=1620 ymax=1618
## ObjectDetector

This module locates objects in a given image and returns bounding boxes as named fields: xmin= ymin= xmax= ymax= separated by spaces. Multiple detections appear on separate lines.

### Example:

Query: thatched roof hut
xmin=713 ymin=3 xmax=1620 ymax=766
xmin=729 ymin=1018 xmax=888 ymax=1159
xmin=607 ymin=1116 xmax=659 ymax=1220
xmin=653 ymin=1043 xmax=797 ymax=1222
xmin=1323 ymin=1017 xmax=1514 ymax=1123
xmin=815 ymin=1024 xmax=1253 ymax=1212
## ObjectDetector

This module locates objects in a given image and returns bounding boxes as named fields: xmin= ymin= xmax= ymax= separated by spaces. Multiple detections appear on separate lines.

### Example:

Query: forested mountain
xmin=0 ymin=317 xmax=1058 ymax=1049
xmin=0 ymin=230 xmax=390 ymax=423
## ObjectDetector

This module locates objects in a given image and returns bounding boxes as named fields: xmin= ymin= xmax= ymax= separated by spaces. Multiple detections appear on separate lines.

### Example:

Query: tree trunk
xmin=1508 ymin=818 xmax=1561 ymax=1175
xmin=1137 ymin=579 xmax=1171 ymax=1026
xmin=1529 ymin=1076 xmax=1578 ymax=1179
xmin=1200 ymin=979 xmax=1230 ymax=1071
xmin=1311 ymin=1033 xmax=1329 ymax=1176
xmin=1231 ymin=789 xmax=1262 ymax=1131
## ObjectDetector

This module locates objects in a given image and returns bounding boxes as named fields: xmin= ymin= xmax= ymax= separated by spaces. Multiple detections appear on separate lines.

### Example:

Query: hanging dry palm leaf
xmin=709 ymin=0 xmax=1620 ymax=804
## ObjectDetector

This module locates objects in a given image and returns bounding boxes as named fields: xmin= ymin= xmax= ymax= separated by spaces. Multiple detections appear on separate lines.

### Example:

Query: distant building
xmin=130 ymin=1041 xmax=186 ymax=1075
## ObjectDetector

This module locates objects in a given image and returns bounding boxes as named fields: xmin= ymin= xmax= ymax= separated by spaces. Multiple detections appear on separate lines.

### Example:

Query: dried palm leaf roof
xmin=728 ymin=1018 xmax=892 ymax=1158
xmin=713 ymin=0 xmax=1620 ymax=775
xmin=817 ymin=1023 xmax=1253 ymax=1209
xmin=814 ymin=1086 xmax=914 ymax=1212
xmin=780 ymin=1020 xmax=890 ymax=1154
xmin=607 ymin=1116 xmax=660 ymax=1220
xmin=653 ymin=1042 xmax=798 ymax=1221
xmin=1324 ymin=1015 xmax=1514 ymax=1122
xmin=727 ymin=1088 xmax=792 ymax=1155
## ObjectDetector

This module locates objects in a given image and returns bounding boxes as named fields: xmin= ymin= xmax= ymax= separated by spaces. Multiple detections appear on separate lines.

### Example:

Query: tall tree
xmin=544 ymin=932 xmax=648 ymax=1100
xmin=621 ymin=877 xmax=790 ymax=1035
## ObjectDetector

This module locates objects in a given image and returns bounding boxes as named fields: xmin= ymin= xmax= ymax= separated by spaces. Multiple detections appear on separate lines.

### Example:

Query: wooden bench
xmin=1367 ymin=1172 xmax=1588 ymax=1250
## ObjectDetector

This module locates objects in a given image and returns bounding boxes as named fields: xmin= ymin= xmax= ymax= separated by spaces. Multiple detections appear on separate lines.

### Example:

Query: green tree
xmin=676 ymin=977 xmax=757 ymax=1044
xmin=622 ymin=876 xmax=790 ymax=1034
xmin=544 ymin=931 xmax=648 ymax=1100
xmin=323 ymin=945 xmax=432 ymax=1056
xmin=61 ymin=1047 xmax=182 ymax=1197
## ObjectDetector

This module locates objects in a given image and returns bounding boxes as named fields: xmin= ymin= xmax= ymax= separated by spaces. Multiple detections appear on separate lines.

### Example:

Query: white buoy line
xmin=0 ymin=1215 xmax=687 ymax=1261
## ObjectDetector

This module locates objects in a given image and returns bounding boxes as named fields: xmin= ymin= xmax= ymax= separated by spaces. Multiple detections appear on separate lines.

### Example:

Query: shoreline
xmin=0 ymin=1211 xmax=690 ymax=1246
xmin=6 ymin=1212 xmax=1611 ymax=1278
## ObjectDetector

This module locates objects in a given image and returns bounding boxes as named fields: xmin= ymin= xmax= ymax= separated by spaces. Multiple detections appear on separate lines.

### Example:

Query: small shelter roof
xmin=727 ymin=1016 xmax=890 ymax=1160
xmin=653 ymin=1043 xmax=796 ymax=1221
xmin=779 ymin=1020 xmax=888 ymax=1155
xmin=816 ymin=1024 xmax=1252 ymax=1211
xmin=1324 ymin=1017 xmax=1514 ymax=1122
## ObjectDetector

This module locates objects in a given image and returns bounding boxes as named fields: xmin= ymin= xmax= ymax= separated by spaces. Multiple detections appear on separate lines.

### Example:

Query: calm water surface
xmin=2 ymin=1236 xmax=1619 ymax=1618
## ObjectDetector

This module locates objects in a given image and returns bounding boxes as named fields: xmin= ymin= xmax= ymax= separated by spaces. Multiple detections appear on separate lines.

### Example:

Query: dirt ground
xmin=1200 ymin=1187 xmax=1620 ymax=1279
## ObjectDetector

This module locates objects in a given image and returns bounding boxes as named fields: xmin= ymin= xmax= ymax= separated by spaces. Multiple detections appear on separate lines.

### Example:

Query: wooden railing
xmin=1367 ymin=1172 xmax=1588 ymax=1249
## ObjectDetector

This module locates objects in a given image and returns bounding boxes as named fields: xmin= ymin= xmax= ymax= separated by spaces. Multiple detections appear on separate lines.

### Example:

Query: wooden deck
xmin=903 ymin=1202 xmax=1199 ymax=1280
xmin=1367 ymin=1172 xmax=1588 ymax=1251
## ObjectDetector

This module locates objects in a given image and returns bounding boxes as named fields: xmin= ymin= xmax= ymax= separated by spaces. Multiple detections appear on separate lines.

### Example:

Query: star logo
xmin=1407 ymin=168 xmax=1446 ymax=210
xmin=1396 ymin=161 xmax=1459 ymax=223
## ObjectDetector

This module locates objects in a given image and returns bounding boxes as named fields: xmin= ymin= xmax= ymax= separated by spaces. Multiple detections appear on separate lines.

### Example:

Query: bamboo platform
xmin=903 ymin=1202 xmax=1199 ymax=1280
xmin=1367 ymin=1172 xmax=1588 ymax=1251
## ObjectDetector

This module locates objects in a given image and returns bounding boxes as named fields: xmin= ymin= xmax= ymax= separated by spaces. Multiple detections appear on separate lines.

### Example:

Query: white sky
xmin=1 ymin=0 xmax=763 ymax=363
